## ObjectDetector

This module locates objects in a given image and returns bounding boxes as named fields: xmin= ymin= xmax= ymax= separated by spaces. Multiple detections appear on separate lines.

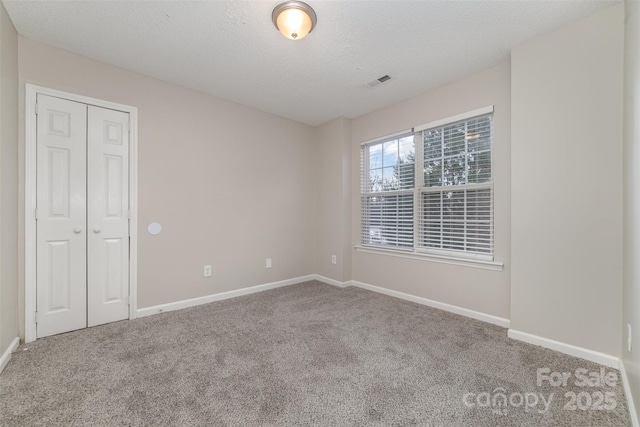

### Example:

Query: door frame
xmin=25 ymin=84 xmax=139 ymax=343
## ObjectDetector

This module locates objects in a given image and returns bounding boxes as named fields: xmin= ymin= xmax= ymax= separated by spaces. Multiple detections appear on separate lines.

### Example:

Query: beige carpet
xmin=0 ymin=281 xmax=631 ymax=426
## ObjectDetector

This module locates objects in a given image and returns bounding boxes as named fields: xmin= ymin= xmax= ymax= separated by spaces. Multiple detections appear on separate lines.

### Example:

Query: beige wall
xmin=350 ymin=62 xmax=512 ymax=320
xmin=623 ymin=0 xmax=640 ymax=420
xmin=17 ymin=38 xmax=316 ymax=334
xmin=511 ymin=5 xmax=624 ymax=356
xmin=313 ymin=117 xmax=352 ymax=282
xmin=0 ymin=2 xmax=19 ymax=357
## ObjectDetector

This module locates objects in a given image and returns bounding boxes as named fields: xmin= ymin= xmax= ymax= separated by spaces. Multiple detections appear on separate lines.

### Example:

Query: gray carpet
xmin=0 ymin=281 xmax=631 ymax=426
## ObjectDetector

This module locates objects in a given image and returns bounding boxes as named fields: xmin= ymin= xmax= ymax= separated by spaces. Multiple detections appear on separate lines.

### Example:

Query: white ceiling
xmin=3 ymin=0 xmax=619 ymax=126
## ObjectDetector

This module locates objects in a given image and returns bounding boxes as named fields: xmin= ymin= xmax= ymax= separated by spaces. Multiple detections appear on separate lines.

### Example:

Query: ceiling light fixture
xmin=272 ymin=1 xmax=317 ymax=40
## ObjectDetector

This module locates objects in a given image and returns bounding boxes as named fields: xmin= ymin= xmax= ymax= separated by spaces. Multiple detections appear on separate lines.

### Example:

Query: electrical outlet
xmin=266 ymin=258 xmax=272 ymax=269
xmin=203 ymin=265 xmax=212 ymax=277
xmin=331 ymin=255 xmax=337 ymax=265
xmin=628 ymin=324 xmax=632 ymax=352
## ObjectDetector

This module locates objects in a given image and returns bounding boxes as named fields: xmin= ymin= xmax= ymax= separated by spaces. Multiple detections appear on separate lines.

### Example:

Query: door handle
xmin=93 ymin=227 xmax=101 ymax=234
xmin=73 ymin=227 xmax=82 ymax=234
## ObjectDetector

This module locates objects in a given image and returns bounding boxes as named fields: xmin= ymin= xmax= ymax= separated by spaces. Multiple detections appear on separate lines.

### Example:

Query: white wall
xmin=314 ymin=117 xmax=352 ymax=282
xmin=511 ymin=4 xmax=624 ymax=356
xmin=17 ymin=37 xmax=316 ymax=335
xmin=623 ymin=0 xmax=640 ymax=421
xmin=350 ymin=62 xmax=512 ymax=320
xmin=0 ymin=1 xmax=19 ymax=359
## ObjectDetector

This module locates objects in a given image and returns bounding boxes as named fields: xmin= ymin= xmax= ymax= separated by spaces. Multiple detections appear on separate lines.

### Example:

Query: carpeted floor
xmin=0 ymin=281 xmax=631 ymax=426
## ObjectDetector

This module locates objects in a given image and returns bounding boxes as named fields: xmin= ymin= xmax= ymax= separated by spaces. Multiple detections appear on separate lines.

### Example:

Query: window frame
xmin=358 ymin=106 xmax=501 ymax=269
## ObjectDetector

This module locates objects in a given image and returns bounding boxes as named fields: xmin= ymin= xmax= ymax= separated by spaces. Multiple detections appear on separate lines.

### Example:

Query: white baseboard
xmin=137 ymin=275 xmax=316 ymax=318
xmin=620 ymin=359 xmax=640 ymax=427
xmin=311 ymin=274 xmax=351 ymax=288
xmin=507 ymin=329 xmax=619 ymax=368
xmin=0 ymin=337 xmax=20 ymax=374
xmin=346 ymin=280 xmax=510 ymax=328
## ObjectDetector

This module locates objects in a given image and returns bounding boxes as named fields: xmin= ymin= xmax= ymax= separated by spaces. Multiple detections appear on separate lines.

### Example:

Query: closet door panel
xmin=87 ymin=106 xmax=130 ymax=327
xmin=36 ymin=95 xmax=88 ymax=338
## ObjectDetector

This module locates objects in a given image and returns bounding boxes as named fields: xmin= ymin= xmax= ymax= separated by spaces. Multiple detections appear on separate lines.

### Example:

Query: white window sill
xmin=354 ymin=246 xmax=504 ymax=271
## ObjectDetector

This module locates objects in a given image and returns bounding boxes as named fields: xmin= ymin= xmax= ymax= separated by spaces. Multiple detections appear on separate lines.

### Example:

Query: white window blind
xmin=419 ymin=114 xmax=493 ymax=257
xmin=360 ymin=108 xmax=494 ymax=260
xmin=361 ymin=133 xmax=415 ymax=249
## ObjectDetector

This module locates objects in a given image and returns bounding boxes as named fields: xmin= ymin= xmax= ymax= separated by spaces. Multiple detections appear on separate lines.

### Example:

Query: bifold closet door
xmin=87 ymin=106 xmax=130 ymax=327
xmin=36 ymin=95 xmax=130 ymax=338
xmin=36 ymin=95 xmax=88 ymax=338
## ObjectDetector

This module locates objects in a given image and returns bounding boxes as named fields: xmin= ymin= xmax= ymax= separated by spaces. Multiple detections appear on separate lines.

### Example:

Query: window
xmin=360 ymin=107 xmax=494 ymax=261
xmin=361 ymin=133 xmax=415 ymax=249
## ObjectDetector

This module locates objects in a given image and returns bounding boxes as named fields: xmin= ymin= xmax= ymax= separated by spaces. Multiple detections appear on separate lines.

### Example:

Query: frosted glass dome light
xmin=272 ymin=1 xmax=317 ymax=40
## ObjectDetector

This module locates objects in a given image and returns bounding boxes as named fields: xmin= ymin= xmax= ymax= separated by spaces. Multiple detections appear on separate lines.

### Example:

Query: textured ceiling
xmin=3 ymin=0 xmax=619 ymax=126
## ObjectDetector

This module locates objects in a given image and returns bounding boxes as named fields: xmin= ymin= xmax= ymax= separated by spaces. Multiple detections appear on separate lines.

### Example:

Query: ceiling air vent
xmin=365 ymin=74 xmax=392 ymax=89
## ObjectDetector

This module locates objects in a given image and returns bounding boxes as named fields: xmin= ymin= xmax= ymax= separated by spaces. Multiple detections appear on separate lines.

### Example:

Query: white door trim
xmin=25 ymin=84 xmax=139 ymax=343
